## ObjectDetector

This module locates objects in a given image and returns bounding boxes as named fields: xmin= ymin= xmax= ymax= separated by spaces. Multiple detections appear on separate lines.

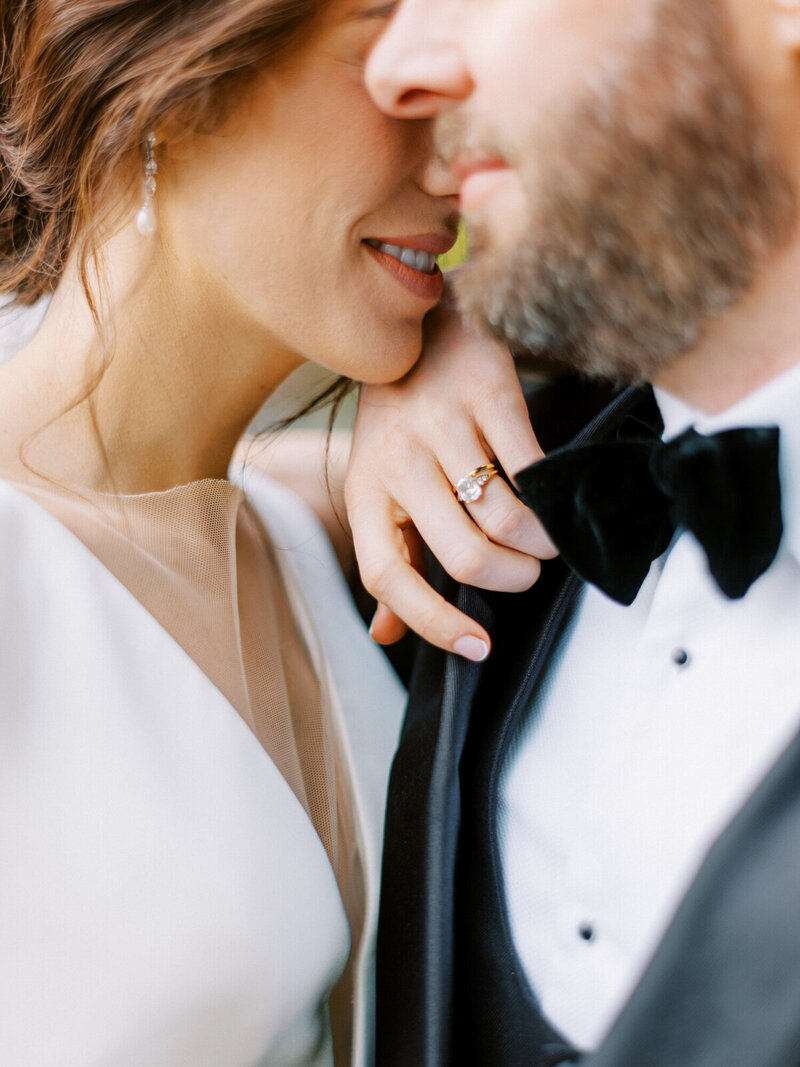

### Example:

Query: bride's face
xmin=160 ymin=0 xmax=459 ymax=384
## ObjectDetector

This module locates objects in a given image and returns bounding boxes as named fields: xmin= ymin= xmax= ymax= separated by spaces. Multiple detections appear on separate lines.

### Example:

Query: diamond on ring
xmin=454 ymin=464 xmax=498 ymax=503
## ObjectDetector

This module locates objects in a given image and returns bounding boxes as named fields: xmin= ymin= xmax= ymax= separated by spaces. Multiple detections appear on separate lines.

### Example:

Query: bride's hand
xmin=346 ymin=300 xmax=556 ymax=660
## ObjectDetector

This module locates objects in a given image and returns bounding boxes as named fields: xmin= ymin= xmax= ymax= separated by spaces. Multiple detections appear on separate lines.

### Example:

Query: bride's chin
xmin=362 ymin=328 xmax=426 ymax=385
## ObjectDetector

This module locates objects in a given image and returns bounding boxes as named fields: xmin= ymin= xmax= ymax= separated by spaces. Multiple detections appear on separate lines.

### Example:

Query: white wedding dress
xmin=0 ymin=468 xmax=403 ymax=1067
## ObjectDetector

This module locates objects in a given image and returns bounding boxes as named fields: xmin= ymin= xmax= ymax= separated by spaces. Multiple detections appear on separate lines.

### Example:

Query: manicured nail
xmin=453 ymin=635 xmax=490 ymax=662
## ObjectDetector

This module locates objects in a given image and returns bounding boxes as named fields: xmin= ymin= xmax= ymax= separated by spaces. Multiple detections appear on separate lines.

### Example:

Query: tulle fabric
xmin=3 ymin=471 xmax=363 ymax=1065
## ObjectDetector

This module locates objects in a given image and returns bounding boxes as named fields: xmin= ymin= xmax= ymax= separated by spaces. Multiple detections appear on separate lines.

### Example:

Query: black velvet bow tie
xmin=515 ymin=423 xmax=783 ymax=606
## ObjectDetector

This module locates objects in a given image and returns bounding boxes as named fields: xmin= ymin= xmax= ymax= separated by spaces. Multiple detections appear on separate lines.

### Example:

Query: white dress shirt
xmin=499 ymin=361 xmax=800 ymax=1051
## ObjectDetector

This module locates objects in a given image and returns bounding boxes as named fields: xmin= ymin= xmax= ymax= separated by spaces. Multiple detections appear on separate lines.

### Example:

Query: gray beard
xmin=450 ymin=0 xmax=795 ymax=383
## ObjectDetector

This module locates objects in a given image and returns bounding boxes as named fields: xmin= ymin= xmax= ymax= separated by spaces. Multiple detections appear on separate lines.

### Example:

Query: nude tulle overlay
xmin=4 ymin=471 xmax=364 ymax=1065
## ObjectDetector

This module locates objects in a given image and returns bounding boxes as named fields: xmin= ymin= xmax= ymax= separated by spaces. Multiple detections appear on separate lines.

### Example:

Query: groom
xmin=363 ymin=1 xmax=800 ymax=1065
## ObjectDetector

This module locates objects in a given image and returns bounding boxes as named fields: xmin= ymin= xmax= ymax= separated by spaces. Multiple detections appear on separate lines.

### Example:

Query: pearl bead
xmin=136 ymin=201 xmax=157 ymax=235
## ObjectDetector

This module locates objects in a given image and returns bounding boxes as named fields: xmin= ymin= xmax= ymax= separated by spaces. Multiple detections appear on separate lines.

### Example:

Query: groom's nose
xmin=366 ymin=0 xmax=474 ymax=119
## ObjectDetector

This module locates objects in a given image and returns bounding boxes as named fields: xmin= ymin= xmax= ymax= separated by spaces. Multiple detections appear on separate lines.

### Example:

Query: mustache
xmin=434 ymin=110 xmax=510 ymax=168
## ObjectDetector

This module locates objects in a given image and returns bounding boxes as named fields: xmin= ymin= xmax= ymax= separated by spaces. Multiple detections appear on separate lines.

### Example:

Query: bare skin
xmin=0 ymin=0 xmax=459 ymax=504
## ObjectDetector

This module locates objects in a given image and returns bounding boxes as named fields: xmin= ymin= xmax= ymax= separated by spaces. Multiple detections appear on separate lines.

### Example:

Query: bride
xmin=0 ymin=0 xmax=460 ymax=1064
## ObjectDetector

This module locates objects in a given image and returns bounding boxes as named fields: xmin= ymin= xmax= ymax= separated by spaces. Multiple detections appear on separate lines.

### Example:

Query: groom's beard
xmin=443 ymin=0 xmax=795 ymax=383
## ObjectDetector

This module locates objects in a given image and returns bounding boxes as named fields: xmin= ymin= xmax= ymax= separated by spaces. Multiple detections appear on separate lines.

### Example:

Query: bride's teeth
xmin=366 ymin=239 xmax=437 ymax=274
xmin=415 ymin=250 xmax=434 ymax=272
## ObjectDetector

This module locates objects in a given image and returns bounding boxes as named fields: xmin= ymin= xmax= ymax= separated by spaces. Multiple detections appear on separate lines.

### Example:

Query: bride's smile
xmin=157 ymin=0 xmax=460 ymax=390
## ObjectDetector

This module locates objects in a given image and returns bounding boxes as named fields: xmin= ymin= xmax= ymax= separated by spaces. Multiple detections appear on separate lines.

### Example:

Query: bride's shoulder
xmin=0 ymin=479 xmax=66 ymax=570
xmin=0 ymin=475 xmax=44 ymax=526
xmin=0 ymin=481 xmax=71 ymax=640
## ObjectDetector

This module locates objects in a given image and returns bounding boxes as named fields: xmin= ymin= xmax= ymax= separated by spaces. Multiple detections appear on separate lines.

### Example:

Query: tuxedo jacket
xmin=376 ymin=377 xmax=800 ymax=1067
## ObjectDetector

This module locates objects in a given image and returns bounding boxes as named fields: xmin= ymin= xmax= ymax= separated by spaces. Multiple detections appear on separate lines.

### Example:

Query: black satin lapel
xmin=453 ymin=565 xmax=585 ymax=1067
xmin=376 ymin=584 xmax=494 ymax=1067
xmin=584 ymin=722 xmax=800 ymax=1067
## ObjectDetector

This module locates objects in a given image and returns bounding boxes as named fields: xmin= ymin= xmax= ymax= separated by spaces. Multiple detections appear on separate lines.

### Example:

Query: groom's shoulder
xmin=523 ymin=373 xmax=656 ymax=451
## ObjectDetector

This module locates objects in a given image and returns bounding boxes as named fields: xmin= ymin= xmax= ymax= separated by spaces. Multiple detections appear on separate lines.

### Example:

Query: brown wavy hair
xmin=0 ymin=0 xmax=328 ymax=306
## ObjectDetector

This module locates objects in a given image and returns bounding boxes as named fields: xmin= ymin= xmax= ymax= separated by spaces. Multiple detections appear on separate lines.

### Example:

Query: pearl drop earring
xmin=136 ymin=132 xmax=158 ymax=236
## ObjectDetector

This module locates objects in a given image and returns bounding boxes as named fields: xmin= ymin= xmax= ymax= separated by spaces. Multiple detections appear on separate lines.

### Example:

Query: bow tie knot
xmin=516 ymin=424 xmax=783 ymax=605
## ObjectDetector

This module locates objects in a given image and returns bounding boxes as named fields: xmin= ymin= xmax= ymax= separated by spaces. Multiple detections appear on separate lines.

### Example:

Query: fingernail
xmin=453 ymin=635 xmax=490 ymax=662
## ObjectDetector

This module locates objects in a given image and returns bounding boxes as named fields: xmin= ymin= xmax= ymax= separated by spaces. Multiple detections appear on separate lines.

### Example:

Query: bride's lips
xmin=454 ymin=158 xmax=513 ymax=212
xmin=363 ymin=233 xmax=457 ymax=303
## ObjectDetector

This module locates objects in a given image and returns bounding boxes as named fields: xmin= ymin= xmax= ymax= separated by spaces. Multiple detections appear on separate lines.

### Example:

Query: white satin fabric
xmin=0 ymin=471 xmax=403 ymax=1066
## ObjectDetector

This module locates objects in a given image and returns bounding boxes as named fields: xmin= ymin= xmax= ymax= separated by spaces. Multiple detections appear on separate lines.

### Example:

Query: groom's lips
xmin=453 ymin=156 xmax=513 ymax=212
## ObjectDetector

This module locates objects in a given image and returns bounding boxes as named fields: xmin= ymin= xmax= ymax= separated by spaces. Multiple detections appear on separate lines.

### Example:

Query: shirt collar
xmin=653 ymin=361 xmax=800 ymax=565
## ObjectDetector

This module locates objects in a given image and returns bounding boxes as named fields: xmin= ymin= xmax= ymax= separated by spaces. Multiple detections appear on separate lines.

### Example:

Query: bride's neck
xmin=0 ymin=231 xmax=301 ymax=493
